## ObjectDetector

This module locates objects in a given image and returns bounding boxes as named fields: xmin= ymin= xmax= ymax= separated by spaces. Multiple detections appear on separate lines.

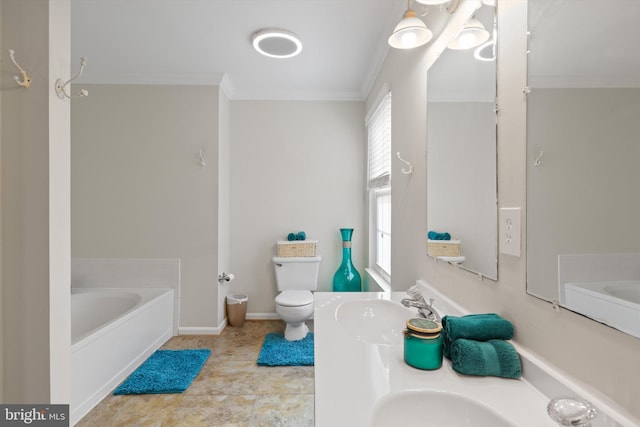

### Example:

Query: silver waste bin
xmin=226 ymin=294 xmax=248 ymax=327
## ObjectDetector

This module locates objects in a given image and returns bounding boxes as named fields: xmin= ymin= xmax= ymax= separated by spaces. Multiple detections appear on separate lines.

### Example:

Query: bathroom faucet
xmin=401 ymin=286 xmax=441 ymax=323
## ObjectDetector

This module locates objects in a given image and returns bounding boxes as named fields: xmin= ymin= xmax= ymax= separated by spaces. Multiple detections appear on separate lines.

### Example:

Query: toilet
xmin=272 ymin=255 xmax=321 ymax=341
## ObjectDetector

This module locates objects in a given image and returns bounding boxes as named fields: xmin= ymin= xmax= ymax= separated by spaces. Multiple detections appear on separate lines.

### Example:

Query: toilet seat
xmin=275 ymin=290 xmax=313 ymax=307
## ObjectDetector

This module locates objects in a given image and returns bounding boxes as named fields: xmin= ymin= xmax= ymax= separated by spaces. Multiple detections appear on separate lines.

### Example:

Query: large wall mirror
xmin=526 ymin=0 xmax=640 ymax=339
xmin=427 ymin=4 xmax=498 ymax=281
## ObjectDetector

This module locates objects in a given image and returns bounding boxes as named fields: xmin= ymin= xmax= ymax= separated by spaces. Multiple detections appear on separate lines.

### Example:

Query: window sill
xmin=364 ymin=268 xmax=391 ymax=293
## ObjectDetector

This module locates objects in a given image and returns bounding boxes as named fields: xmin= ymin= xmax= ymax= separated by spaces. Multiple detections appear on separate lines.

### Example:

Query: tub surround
xmin=71 ymin=258 xmax=180 ymax=334
xmin=314 ymin=281 xmax=639 ymax=427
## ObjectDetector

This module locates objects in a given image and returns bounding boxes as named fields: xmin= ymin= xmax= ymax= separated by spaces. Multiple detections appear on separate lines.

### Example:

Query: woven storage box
xmin=427 ymin=239 xmax=461 ymax=257
xmin=277 ymin=240 xmax=317 ymax=257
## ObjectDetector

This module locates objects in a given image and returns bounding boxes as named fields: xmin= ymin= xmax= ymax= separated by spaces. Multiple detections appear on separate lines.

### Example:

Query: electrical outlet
xmin=499 ymin=207 xmax=521 ymax=257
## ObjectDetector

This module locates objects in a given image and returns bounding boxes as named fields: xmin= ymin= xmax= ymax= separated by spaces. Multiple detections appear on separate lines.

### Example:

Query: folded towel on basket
xmin=296 ymin=231 xmax=306 ymax=241
xmin=427 ymin=231 xmax=451 ymax=241
xmin=287 ymin=232 xmax=297 ymax=241
xmin=450 ymin=339 xmax=521 ymax=379
xmin=442 ymin=314 xmax=515 ymax=359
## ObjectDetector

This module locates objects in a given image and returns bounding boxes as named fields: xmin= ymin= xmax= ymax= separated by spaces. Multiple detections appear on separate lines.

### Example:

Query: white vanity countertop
xmin=314 ymin=291 xmax=557 ymax=427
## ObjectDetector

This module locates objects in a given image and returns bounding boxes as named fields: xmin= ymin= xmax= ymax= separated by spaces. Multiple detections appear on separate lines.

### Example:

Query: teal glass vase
xmin=332 ymin=228 xmax=362 ymax=292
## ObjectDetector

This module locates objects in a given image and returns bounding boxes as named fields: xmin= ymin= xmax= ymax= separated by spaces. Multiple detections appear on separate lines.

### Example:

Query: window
xmin=367 ymin=91 xmax=391 ymax=280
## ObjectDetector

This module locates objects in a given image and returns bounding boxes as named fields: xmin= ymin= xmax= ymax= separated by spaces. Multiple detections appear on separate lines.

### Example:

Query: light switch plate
xmin=499 ymin=207 xmax=521 ymax=257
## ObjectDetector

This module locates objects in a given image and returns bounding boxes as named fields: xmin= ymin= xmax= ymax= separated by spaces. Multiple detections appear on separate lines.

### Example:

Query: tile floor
xmin=77 ymin=320 xmax=315 ymax=427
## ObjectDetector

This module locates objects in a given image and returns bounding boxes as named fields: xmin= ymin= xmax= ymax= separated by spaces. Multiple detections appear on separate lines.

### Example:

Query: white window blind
xmin=366 ymin=92 xmax=391 ymax=189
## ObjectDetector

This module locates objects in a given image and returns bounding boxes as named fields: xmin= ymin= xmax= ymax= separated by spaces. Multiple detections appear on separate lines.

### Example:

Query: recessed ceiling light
xmin=251 ymin=28 xmax=303 ymax=59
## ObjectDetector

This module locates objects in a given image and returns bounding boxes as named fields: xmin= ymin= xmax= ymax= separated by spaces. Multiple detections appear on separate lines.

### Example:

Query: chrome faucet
xmin=401 ymin=286 xmax=441 ymax=323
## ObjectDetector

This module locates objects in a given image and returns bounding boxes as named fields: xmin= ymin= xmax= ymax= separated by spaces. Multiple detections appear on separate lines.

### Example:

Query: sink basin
xmin=370 ymin=390 xmax=516 ymax=427
xmin=335 ymin=299 xmax=413 ymax=345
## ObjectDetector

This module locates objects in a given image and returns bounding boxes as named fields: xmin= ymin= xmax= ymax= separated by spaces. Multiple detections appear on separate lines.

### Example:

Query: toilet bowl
xmin=272 ymin=256 xmax=321 ymax=341
xmin=275 ymin=290 xmax=314 ymax=341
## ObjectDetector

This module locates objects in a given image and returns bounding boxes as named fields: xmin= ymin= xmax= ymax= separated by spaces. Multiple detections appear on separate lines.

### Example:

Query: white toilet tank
xmin=272 ymin=256 xmax=321 ymax=291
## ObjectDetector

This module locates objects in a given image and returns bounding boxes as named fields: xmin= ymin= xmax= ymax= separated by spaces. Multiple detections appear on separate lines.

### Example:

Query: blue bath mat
xmin=257 ymin=332 xmax=314 ymax=366
xmin=113 ymin=349 xmax=211 ymax=395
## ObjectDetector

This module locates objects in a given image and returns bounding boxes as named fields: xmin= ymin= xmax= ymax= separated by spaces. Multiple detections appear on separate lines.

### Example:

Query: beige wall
xmin=229 ymin=101 xmax=366 ymax=314
xmin=216 ymin=87 xmax=231 ymax=325
xmin=367 ymin=47 xmax=430 ymax=292
xmin=367 ymin=0 xmax=640 ymax=419
xmin=1 ymin=0 xmax=71 ymax=403
xmin=71 ymin=91 xmax=366 ymax=323
xmin=0 ymin=0 xmax=4 ymax=403
xmin=71 ymin=84 xmax=223 ymax=328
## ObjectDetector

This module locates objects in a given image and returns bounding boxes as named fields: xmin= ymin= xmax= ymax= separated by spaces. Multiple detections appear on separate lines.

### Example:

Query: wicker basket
xmin=277 ymin=240 xmax=317 ymax=257
xmin=427 ymin=239 xmax=461 ymax=257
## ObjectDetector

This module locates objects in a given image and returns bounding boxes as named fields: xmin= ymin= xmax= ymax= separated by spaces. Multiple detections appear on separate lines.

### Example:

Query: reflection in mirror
xmin=526 ymin=0 xmax=640 ymax=338
xmin=426 ymin=4 xmax=497 ymax=281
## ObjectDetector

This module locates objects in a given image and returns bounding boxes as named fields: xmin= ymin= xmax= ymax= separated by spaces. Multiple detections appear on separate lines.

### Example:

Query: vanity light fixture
xmin=447 ymin=16 xmax=490 ymax=50
xmin=388 ymin=0 xmax=433 ymax=49
xmin=251 ymin=28 xmax=303 ymax=59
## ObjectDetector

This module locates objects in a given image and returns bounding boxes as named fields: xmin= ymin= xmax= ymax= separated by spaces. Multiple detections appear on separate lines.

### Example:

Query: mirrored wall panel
xmin=527 ymin=0 xmax=640 ymax=339
xmin=427 ymin=4 xmax=497 ymax=281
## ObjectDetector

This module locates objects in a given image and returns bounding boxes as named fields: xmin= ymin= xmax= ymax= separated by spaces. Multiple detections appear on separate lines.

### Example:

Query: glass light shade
xmin=388 ymin=10 xmax=433 ymax=49
xmin=252 ymin=28 xmax=303 ymax=58
xmin=447 ymin=18 xmax=490 ymax=50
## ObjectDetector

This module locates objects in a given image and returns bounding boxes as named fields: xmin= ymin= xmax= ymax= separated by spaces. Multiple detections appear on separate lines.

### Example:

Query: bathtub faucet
xmin=401 ymin=286 xmax=441 ymax=323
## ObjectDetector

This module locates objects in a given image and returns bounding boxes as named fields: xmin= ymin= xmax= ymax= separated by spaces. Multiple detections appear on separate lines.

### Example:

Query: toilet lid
xmin=276 ymin=290 xmax=313 ymax=307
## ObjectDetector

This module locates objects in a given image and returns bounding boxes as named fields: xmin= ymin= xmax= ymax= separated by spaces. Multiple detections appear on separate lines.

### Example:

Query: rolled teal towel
xmin=442 ymin=314 xmax=514 ymax=359
xmin=428 ymin=231 xmax=451 ymax=241
xmin=450 ymin=339 xmax=521 ymax=379
xmin=287 ymin=233 xmax=296 ymax=241
xmin=295 ymin=231 xmax=306 ymax=241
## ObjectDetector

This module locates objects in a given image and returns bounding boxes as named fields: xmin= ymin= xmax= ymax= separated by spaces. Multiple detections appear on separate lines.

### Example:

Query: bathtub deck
xmin=76 ymin=320 xmax=314 ymax=426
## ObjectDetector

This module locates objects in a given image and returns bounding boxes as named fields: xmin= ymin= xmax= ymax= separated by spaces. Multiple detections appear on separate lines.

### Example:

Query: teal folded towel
xmin=442 ymin=314 xmax=514 ymax=359
xmin=295 ymin=231 xmax=306 ymax=241
xmin=450 ymin=339 xmax=521 ymax=379
xmin=287 ymin=233 xmax=296 ymax=241
xmin=428 ymin=231 xmax=451 ymax=241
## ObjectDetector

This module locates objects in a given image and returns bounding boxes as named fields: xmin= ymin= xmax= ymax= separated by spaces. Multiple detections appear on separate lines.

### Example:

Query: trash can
xmin=226 ymin=294 xmax=248 ymax=327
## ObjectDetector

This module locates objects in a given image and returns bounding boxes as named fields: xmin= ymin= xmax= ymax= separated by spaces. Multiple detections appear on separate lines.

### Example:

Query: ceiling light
xmin=388 ymin=2 xmax=433 ymax=50
xmin=447 ymin=17 xmax=490 ymax=50
xmin=252 ymin=28 xmax=302 ymax=59
xmin=474 ymin=39 xmax=495 ymax=61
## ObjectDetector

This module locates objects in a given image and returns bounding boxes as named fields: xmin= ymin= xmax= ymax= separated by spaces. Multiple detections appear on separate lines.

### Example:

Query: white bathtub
xmin=71 ymin=288 xmax=174 ymax=425
xmin=564 ymin=281 xmax=640 ymax=339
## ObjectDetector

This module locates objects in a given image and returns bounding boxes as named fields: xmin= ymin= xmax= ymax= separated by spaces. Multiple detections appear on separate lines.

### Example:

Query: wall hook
xmin=9 ymin=49 xmax=31 ymax=88
xmin=55 ymin=57 xmax=89 ymax=100
xmin=199 ymin=149 xmax=206 ymax=166
xmin=533 ymin=150 xmax=544 ymax=167
xmin=396 ymin=152 xmax=414 ymax=175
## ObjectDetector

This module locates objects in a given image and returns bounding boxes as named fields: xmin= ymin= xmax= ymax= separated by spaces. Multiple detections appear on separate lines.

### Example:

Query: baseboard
xmin=179 ymin=320 xmax=227 ymax=336
xmin=246 ymin=313 xmax=280 ymax=320
xmin=178 ymin=314 xmax=281 ymax=335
